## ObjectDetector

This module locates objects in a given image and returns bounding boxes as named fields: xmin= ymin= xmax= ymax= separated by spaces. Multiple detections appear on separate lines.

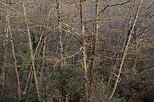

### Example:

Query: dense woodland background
xmin=0 ymin=0 xmax=154 ymax=102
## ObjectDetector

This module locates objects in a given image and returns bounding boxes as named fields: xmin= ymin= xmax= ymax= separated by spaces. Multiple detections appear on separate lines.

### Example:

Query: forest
xmin=0 ymin=0 xmax=154 ymax=102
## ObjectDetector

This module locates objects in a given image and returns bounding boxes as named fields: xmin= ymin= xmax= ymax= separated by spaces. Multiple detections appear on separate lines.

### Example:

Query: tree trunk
xmin=6 ymin=14 xmax=21 ymax=100
xmin=21 ymin=0 xmax=41 ymax=101
xmin=109 ymin=0 xmax=144 ymax=99
xmin=79 ymin=0 xmax=89 ymax=101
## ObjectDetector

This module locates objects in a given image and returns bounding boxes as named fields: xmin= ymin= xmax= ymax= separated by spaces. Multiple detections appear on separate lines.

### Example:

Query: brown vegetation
xmin=0 ymin=0 xmax=154 ymax=102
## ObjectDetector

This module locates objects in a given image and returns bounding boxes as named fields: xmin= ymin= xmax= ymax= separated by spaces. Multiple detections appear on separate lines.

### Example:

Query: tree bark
xmin=6 ymin=14 xmax=21 ymax=100
xmin=21 ymin=0 xmax=41 ymax=101
xmin=109 ymin=0 xmax=144 ymax=99
xmin=79 ymin=0 xmax=89 ymax=101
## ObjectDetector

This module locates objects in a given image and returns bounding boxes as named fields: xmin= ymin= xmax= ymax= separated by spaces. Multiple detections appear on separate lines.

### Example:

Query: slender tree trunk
xmin=23 ymin=69 xmax=32 ymax=94
xmin=109 ymin=0 xmax=143 ymax=99
xmin=40 ymin=37 xmax=46 ymax=82
xmin=21 ymin=0 xmax=41 ymax=101
xmin=83 ymin=25 xmax=89 ymax=101
xmin=6 ymin=14 xmax=21 ymax=100
xmin=106 ymin=0 xmax=135 ymax=95
xmin=89 ymin=0 xmax=100 ymax=100
xmin=24 ymin=1 xmax=52 ymax=99
xmin=39 ymin=2 xmax=53 ymax=99
xmin=56 ymin=0 xmax=66 ymax=101
xmin=56 ymin=0 xmax=64 ymax=69
xmin=79 ymin=0 xmax=89 ymax=101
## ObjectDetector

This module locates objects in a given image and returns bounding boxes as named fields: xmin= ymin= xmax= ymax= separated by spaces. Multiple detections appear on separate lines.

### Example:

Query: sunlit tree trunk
xmin=6 ymin=13 xmax=21 ymax=100
xmin=109 ymin=0 xmax=144 ymax=99
xmin=79 ymin=0 xmax=89 ymax=101
xmin=21 ymin=0 xmax=41 ymax=101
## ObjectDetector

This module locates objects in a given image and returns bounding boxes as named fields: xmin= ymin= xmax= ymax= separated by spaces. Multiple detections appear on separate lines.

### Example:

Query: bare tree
xmin=21 ymin=0 xmax=41 ymax=101
xmin=6 ymin=12 xmax=21 ymax=100
xmin=79 ymin=0 xmax=89 ymax=100
xmin=109 ymin=0 xmax=144 ymax=99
